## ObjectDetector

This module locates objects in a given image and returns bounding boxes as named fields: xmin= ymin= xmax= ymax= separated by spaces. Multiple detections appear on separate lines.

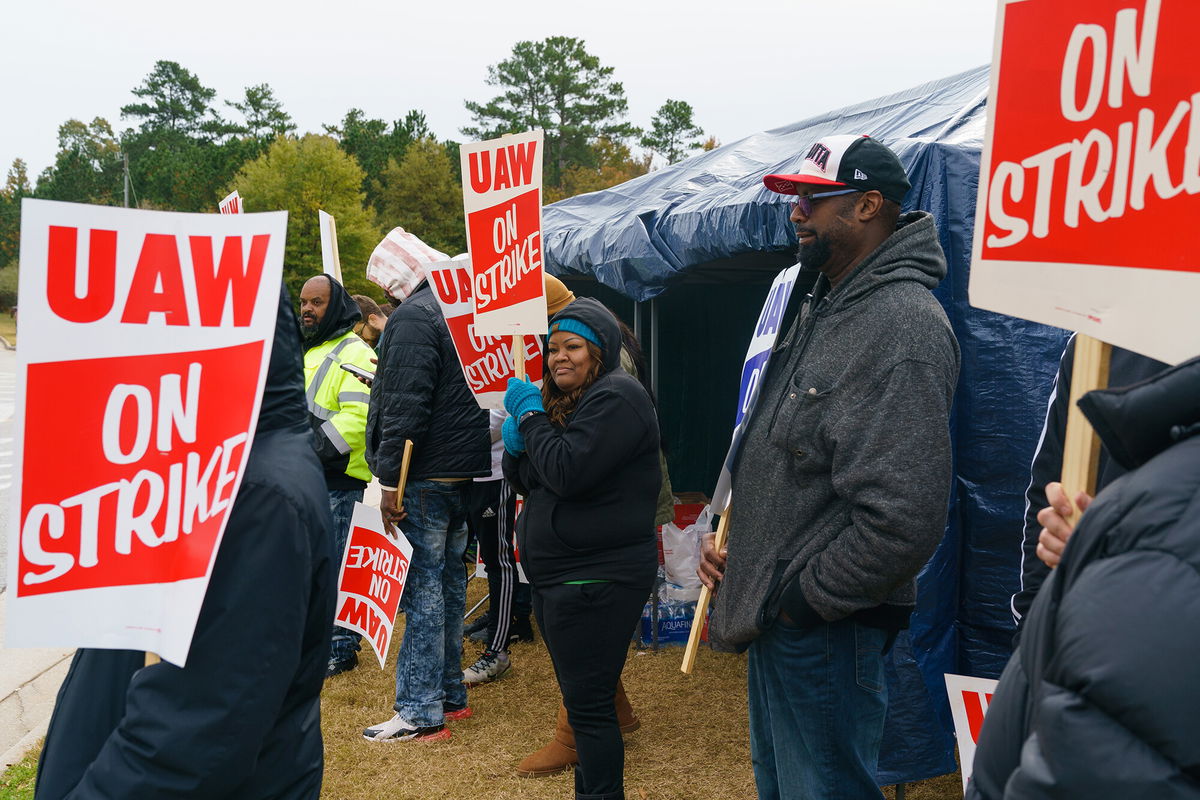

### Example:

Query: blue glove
xmin=502 ymin=415 xmax=525 ymax=456
xmin=504 ymin=376 xmax=544 ymax=420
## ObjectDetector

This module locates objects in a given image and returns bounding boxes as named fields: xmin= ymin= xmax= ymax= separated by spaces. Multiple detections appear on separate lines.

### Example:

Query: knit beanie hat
xmin=550 ymin=318 xmax=600 ymax=348
xmin=544 ymin=274 xmax=576 ymax=316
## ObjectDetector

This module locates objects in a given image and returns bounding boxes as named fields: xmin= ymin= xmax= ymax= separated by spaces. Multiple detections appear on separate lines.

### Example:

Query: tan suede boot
xmin=516 ymin=702 xmax=577 ymax=777
xmin=516 ymin=680 xmax=640 ymax=777
xmin=615 ymin=680 xmax=640 ymax=734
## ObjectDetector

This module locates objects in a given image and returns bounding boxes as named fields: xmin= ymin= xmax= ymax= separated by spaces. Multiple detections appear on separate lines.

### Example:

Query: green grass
xmin=0 ymin=316 xmax=14 ymax=347
xmin=0 ymin=745 xmax=39 ymax=800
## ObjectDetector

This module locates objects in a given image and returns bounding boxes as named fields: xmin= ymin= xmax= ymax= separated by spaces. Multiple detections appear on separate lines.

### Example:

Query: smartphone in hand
xmin=339 ymin=362 xmax=375 ymax=387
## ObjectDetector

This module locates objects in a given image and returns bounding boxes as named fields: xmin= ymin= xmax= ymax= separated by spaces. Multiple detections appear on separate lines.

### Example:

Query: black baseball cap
xmin=763 ymin=134 xmax=910 ymax=204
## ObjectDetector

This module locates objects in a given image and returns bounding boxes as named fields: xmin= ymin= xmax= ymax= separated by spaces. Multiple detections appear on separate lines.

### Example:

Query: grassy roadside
xmin=0 ymin=578 xmax=963 ymax=799
xmin=322 ymin=579 xmax=962 ymax=799
xmin=0 ymin=316 xmax=14 ymax=347
xmin=0 ymin=746 xmax=38 ymax=800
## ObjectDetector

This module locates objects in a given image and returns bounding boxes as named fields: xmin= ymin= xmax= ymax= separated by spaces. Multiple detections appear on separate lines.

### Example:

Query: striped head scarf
xmin=366 ymin=227 xmax=449 ymax=301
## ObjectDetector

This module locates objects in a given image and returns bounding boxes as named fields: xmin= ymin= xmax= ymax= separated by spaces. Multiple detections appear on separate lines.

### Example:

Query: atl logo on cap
xmin=805 ymin=143 xmax=832 ymax=172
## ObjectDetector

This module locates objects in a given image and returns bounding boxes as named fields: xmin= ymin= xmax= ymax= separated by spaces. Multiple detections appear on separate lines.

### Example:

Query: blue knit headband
xmin=550 ymin=318 xmax=601 ymax=348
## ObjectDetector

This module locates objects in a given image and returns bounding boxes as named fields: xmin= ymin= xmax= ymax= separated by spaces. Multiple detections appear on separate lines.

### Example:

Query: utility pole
xmin=123 ymin=151 xmax=130 ymax=208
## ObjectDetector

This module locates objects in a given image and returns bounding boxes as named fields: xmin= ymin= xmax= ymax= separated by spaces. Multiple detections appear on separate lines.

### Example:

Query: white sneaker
xmin=362 ymin=713 xmax=450 ymax=742
xmin=462 ymin=649 xmax=511 ymax=684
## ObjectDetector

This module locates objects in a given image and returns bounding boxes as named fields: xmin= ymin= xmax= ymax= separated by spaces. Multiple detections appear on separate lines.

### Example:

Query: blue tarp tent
xmin=542 ymin=66 xmax=1072 ymax=784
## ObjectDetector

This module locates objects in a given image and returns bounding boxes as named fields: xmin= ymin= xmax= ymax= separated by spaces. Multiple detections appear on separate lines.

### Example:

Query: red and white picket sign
xmin=944 ymin=673 xmax=1000 ymax=793
xmin=6 ymin=199 xmax=285 ymax=665
xmin=218 ymin=190 xmax=242 ymax=215
xmin=970 ymin=0 xmax=1200 ymax=365
xmin=333 ymin=502 xmax=413 ymax=668
xmin=459 ymin=130 xmax=548 ymax=336
xmin=427 ymin=258 xmax=543 ymax=409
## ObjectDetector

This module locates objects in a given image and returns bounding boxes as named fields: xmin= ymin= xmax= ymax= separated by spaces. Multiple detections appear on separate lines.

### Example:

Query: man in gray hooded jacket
xmin=699 ymin=135 xmax=959 ymax=800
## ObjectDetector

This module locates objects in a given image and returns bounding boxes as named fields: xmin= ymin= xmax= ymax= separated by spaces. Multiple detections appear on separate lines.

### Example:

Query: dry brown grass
xmin=319 ymin=579 xmax=964 ymax=800
xmin=5 ymin=580 xmax=963 ymax=799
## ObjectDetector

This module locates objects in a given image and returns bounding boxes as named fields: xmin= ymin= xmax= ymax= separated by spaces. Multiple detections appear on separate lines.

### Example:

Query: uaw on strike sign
xmin=944 ymin=674 xmax=1000 ymax=792
xmin=970 ymin=0 xmax=1200 ymax=365
xmin=710 ymin=265 xmax=801 ymax=514
xmin=460 ymin=130 xmax=548 ymax=336
xmin=334 ymin=502 xmax=413 ymax=668
xmin=5 ymin=199 xmax=285 ymax=665
xmin=427 ymin=258 xmax=543 ymax=409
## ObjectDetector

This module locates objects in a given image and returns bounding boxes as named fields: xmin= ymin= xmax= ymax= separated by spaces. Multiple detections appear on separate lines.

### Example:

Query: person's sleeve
xmin=520 ymin=387 xmax=653 ymax=499
xmin=798 ymin=358 xmax=956 ymax=620
xmin=1003 ymin=549 xmax=1200 ymax=797
xmin=502 ymin=450 xmax=530 ymax=497
xmin=1011 ymin=337 xmax=1074 ymax=627
xmin=372 ymin=311 xmax=440 ymax=486
xmin=313 ymin=343 xmax=373 ymax=480
xmin=62 ymin=482 xmax=318 ymax=798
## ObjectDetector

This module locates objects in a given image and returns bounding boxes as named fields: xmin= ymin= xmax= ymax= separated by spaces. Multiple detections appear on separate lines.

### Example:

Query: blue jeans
xmin=393 ymin=480 xmax=469 ymax=727
xmin=748 ymin=618 xmax=889 ymax=800
xmin=328 ymin=488 xmax=363 ymax=663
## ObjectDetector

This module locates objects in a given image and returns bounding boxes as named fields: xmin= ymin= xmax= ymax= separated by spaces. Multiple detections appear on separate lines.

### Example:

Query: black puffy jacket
xmin=36 ymin=287 xmax=337 ymax=799
xmin=967 ymin=355 xmax=1200 ymax=800
xmin=503 ymin=297 xmax=661 ymax=588
xmin=365 ymin=281 xmax=489 ymax=484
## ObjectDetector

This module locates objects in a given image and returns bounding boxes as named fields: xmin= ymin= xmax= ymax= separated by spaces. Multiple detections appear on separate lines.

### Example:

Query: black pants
xmin=466 ymin=479 xmax=530 ymax=651
xmin=535 ymin=581 xmax=648 ymax=800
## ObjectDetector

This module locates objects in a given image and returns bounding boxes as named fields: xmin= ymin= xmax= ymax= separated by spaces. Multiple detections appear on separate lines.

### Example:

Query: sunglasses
xmin=792 ymin=188 xmax=861 ymax=216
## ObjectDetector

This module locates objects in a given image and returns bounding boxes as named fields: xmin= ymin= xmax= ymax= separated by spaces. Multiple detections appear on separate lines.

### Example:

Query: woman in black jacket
xmin=502 ymin=298 xmax=660 ymax=800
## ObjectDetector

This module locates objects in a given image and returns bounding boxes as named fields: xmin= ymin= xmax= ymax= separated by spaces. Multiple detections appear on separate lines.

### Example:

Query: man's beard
xmin=300 ymin=316 xmax=318 ymax=333
xmin=797 ymin=235 xmax=832 ymax=270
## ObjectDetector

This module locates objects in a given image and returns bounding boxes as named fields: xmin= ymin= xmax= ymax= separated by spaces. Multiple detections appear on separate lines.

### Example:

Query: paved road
xmin=0 ymin=346 xmax=15 ymax=594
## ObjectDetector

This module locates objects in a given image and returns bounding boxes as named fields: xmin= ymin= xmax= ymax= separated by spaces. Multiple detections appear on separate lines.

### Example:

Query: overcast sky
xmin=0 ymin=0 xmax=997 ymax=181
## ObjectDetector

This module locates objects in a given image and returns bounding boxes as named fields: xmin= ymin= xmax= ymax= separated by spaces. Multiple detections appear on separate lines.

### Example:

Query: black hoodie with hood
xmin=301 ymin=273 xmax=360 ymax=351
xmin=502 ymin=297 xmax=661 ymax=589
xmin=36 ymin=286 xmax=337 ymax=800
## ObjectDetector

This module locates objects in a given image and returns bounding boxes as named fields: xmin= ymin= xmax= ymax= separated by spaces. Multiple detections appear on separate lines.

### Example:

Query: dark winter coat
xmin=710 ymin=211 xmax=960 ymax=651
xmin=35 ymin=286 xmax=337 ymax=800
xmin=967 ymin=355 xmax=1200 ymax=800
xmin=1010 ymin=335 xmax=1168 ymax=626
xmin=365 ymin=281 xmax=489 ymax=485
xmin=503 ymin=297 xmax=661 ymax=589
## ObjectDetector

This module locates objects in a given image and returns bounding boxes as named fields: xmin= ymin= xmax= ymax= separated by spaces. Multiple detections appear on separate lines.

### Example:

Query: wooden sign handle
xmin=395 ymin=440 xmax=414 ymax=512
xmin=681 ymin=510 xmax=731 ymax=674
xmin=144 ymin=652 xmax=160 ymax=667
xmin=1060 ymin=334 xmax=1111 ymax=526
xmin=513 ymin=334 xmax=526 ymax=381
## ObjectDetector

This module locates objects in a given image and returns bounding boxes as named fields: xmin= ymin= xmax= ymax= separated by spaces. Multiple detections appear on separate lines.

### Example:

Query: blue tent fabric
xmin=544 ymin=66 xmax=996 ymax=300
xmin=543 ymin=67 xmax=1073 ymax=784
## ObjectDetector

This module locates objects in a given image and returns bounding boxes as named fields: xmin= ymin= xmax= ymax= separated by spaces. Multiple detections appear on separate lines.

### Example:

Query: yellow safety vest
xmin=303 ymin=331 xmax=375 ymax=483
